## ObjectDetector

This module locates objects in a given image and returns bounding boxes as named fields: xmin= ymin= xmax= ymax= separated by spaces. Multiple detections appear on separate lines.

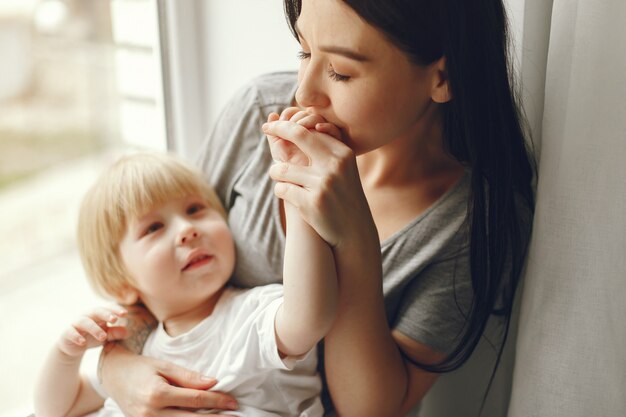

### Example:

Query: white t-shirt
xmin=94 ymin=284 xmax=323 ymax=417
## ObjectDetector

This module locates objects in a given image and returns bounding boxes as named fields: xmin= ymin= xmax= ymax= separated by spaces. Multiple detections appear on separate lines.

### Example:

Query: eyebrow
xmin=295 ymin=22 xmax=370 ymax=63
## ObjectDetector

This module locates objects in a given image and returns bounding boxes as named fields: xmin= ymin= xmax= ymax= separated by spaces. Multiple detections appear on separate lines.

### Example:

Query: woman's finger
xmin=155 ymin=383 xmax=238 ymax=412
xmin=106 ymin=325 xmax=128 ymax=341
xmin=158 ymin=408 xmax=232 ymax=417
xmin=266 ymin=112 xmax=281 ymax=145
xmin=262 ymin=121 xmax=338 ymax=159
xmin=273 ymin=181 xmax=308 ymax=211
xmin=269 ymin=137 xmax=310 ymax=166
xmin=269 ymin=162 xmax=316 ymax=189
xmin=156 ymin=361 xmax=222 ymax=391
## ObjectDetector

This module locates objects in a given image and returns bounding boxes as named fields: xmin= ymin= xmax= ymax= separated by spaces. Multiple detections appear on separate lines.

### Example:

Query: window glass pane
xmin=0 ymin=1 xmax=163 ymax=413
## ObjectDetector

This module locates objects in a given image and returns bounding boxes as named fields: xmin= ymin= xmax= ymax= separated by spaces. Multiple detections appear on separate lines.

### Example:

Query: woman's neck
xmin=357 ymin=115 xmax=463 ymax=189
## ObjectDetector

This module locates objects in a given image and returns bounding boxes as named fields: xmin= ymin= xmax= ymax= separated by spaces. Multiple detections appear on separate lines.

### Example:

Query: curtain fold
xmin=509 ymin=0 xmax=626 ymax=416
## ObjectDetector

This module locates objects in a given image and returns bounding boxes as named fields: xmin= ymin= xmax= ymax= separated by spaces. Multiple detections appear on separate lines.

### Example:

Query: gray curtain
xmin=509 ymin=0 xmax=626 ymax=415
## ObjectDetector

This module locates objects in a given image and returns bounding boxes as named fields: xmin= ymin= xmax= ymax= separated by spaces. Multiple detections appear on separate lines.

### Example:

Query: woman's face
xmin=295 ymin=0 xmax=444 ymax=154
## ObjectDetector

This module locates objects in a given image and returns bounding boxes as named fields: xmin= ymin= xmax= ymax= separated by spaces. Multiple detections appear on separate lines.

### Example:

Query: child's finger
xmin=73 ymin=316 xmax=108 ymax=342
xmin=279 ymin=106 xmax=301 ymax=121
xmin=267 ymin=112 xmax=279 ymax=123
xmin=289 ymin=111 xmax=313 ymax=124
xmin=89 ymin=306 xmax=128 ymax=326
xmin=62 ymin=326 xmax=87 ymax=347
xmin=315 ymin=122 xmax=343 ymax=141
xmin=296 ymin=114 xmax=327 ymax=130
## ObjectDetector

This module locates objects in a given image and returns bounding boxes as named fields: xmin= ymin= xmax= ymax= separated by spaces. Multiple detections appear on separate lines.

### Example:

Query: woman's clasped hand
xmin=265 ymin=107 xmax=376 ymax=249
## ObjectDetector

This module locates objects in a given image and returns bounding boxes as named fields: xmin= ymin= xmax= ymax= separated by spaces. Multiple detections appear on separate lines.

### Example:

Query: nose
xmin=296 ymin=61 xmax=330 ymax=109
xmin=177 ymin=224 xmax=199 ymax=246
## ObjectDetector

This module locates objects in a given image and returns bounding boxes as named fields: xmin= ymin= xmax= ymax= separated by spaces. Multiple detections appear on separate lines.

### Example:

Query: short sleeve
xmin=194 ymin=72 xmax=298 ymax=210
xmin=195 ymin=82 xmax=266 ymax=209
xmin=394 ymin=246 xmax=474 ymax=354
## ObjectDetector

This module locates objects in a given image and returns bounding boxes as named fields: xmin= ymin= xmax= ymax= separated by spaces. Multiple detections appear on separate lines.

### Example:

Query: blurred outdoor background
xmin=0 ymin=1 xmax=158 ymax=415
xmin=0 ymin=1 xmax=298 ymax=415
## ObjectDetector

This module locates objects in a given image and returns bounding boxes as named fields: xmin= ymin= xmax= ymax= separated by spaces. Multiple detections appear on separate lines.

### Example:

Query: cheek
xmin=129 ymin=242 xmax=171 ymax=276
xmin=222 ymin=231 xmax=237 ymax=264
xmin=335 ymin=89 xmax=400 ymax=142
xmin=341 ymin=80 xmax=431 ymax=145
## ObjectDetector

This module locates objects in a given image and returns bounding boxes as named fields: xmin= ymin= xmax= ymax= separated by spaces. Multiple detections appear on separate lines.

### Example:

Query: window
xmin=0 ymin=1 xmax=165 ymax=414
xmin=0 ymin=1 xmax=299 ymax=413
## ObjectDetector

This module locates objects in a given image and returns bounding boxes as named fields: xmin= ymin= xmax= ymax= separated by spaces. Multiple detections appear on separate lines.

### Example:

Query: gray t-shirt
xmin=197 ymin=72 xmax=473 ymax=353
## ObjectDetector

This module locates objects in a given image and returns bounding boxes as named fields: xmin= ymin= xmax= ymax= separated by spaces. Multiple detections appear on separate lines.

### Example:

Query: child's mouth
xmin=182 ymin=254 xmax=213 ymax=271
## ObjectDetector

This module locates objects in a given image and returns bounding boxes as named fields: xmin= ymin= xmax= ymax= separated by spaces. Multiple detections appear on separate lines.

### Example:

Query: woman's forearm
xmin=98 ymin=305 xmax=156 ymax=393
xmin=324 ymin=236 xmax=408 ymax=417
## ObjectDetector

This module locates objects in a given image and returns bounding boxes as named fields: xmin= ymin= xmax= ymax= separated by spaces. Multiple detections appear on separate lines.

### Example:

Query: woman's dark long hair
xmin=284 ymin=0 xmax=536 ymax=400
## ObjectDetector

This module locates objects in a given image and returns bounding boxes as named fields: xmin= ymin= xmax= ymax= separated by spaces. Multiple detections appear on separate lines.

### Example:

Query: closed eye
xmin=327 ymin=66 xmax=350 ymax=82
xmin=297 ymin=50 xmax=311 ymax=60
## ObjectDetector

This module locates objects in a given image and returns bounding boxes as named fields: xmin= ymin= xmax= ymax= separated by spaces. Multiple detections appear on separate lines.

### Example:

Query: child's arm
xmin=268 ymin=109 xmax=340 ymax=358
xmin=34 ymin=306 xmax=127 ymax=417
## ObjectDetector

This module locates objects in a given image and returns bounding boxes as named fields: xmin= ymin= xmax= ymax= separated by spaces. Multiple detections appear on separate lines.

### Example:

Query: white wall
xmin=201 ymin=0 xmax=300 ymax=129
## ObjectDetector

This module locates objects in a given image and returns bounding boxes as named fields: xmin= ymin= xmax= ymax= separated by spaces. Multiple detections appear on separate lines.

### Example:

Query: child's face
xmin=118 ymin=195 xmax=235 ymax=321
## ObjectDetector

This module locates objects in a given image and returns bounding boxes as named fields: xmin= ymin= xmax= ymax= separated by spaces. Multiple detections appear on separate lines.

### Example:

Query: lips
xmin=182 ymin=250 xmax=214 ymax=271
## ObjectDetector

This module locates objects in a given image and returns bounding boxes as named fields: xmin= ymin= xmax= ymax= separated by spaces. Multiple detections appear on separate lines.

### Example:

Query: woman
xmin=99 ymin=0 xmax=534 ymax=415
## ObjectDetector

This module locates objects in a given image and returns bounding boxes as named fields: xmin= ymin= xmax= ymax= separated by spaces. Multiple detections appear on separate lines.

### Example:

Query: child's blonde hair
xmin=77 ymin=152 xmax=226 ymax=302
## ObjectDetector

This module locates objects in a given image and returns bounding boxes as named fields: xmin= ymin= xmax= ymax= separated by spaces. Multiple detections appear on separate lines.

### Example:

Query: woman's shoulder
xmin=384 ymin=171 xmax=471 ymax=252
xmin=245 ymin=71 xmax=298 ymax=108
xmin=225 ymin=71 xmax=298 ymax=114
xmin=196 ymin=72 xmax=298 ymax=207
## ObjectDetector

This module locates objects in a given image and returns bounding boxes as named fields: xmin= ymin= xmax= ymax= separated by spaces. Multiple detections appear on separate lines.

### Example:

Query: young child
xmin=34 ymin=151 xmax=338 ymax=417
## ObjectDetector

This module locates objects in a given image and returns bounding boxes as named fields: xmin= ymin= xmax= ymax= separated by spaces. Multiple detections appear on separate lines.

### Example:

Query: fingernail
xmin=109 ymin=315 xmax=117 ymax=323
xmin=262 ymin=123 xmax=269 ymax=132
xmin=226 ymin=401 xmax=238 ymax=410
xmin=201 ymin=376 xmax=216 ymax=383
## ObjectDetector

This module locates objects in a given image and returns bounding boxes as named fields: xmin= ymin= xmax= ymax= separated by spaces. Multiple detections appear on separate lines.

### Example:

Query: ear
xmin=116 ymin=284 xmax=140 ymax=305
xmin=431 ymin=57 xmax=452 ymax=104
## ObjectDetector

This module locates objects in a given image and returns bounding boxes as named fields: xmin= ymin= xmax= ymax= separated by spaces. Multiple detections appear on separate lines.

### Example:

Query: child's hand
xmin=281 ymin=107 xmax=342 ymax=139
xmin=266 ymin=107 xmax=342 ymax=166
xmin=58 ymin=306 xmax=128 ymax=358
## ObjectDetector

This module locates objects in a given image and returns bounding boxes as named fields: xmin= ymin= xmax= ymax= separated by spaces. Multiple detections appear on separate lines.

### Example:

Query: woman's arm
xmin=323 ymin=241 xmax=444 ymax=415
xmin=98 ymin=305 xmax=239 ymax=416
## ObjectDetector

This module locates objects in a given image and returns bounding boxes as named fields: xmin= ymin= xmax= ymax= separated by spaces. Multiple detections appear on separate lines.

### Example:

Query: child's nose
xmin=178 ymin=228 xmax=199 ymax=245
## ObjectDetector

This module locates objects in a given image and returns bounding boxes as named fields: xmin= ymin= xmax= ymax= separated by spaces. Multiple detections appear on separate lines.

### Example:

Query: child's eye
xmin=144 ymin=222 xmax=163 ymax=235
xmin=187 ymin=203 xmax=206 ymax=215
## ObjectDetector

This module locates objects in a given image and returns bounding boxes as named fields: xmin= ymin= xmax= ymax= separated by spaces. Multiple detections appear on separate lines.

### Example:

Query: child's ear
xmin=431 ymin=56 xmax=452 ymax=104
xmin=116 ymin=285 xmax=139 ymax=305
